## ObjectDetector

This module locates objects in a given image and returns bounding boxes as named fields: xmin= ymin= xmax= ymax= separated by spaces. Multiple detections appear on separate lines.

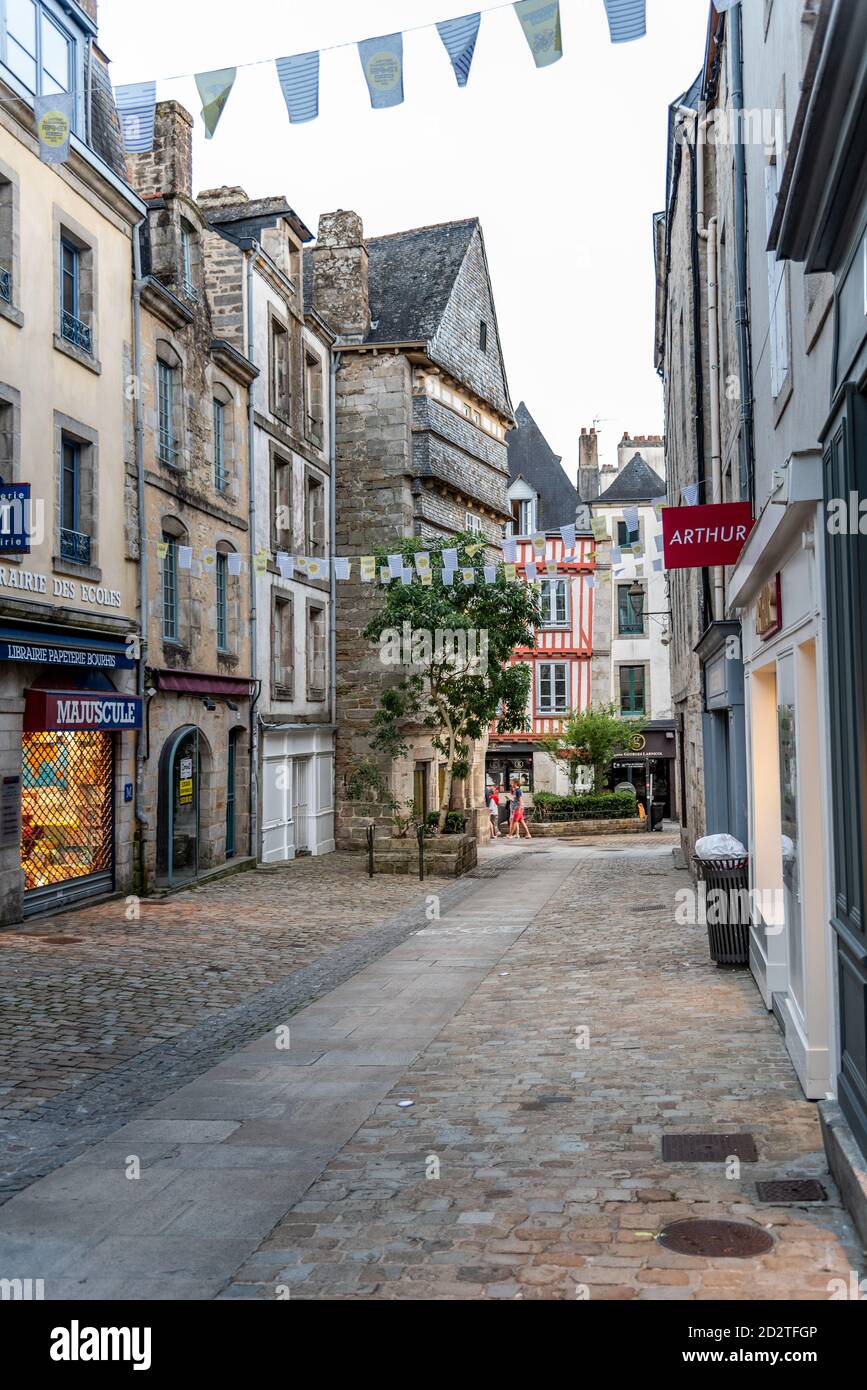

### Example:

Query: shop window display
xmin=21 ymin=731 xmax=113 ymax=892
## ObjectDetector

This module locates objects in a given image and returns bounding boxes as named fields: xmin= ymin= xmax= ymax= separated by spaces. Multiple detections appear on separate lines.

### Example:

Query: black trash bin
xmin=693 ymin=855 xmax=751 ymax=966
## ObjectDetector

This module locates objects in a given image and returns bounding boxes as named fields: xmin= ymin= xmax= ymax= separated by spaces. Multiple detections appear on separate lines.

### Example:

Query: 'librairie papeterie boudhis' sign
xmin=24 ymin=690 xmax=143 ymax=732
xmin=661 ymin=502 xmax=754 ymax=569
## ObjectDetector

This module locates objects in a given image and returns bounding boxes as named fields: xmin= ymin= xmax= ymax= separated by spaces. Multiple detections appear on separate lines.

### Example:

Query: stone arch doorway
xmin=156 ymin=725 xmax=213 ymax=886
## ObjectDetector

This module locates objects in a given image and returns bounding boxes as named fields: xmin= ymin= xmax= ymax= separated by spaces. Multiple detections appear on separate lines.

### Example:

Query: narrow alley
xmin=1 ymin=838 xmax=860 ymax=1301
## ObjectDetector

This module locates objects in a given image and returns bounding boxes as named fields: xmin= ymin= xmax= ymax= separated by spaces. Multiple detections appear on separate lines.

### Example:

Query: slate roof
xmin=88 ymin=47 xmax=130 ymax=180
xmin=303 ymin=216 xmax=511 ymax=416
xmin=365 ymin=220 xmax=477 ymax=344
xmin=507 ymin=402 xmax=578 ymax=529
xmin=302 ymin=219 xmax=476 ymax=342
xmin=595 ymin=452 xmax=666 ymax=504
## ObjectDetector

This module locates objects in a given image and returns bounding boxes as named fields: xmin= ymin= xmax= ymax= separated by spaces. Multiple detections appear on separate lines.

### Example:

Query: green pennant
xmin=195 ymin=67 xmax=237 ymax=139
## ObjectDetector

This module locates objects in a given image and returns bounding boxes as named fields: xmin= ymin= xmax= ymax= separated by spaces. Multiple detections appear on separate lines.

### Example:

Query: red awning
xmin=156 ymin=670 xmax=255 ymax=697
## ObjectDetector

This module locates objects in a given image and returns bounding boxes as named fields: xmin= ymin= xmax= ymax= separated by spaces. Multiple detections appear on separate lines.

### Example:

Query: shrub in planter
xmin=531 ymin=791 xmax=639 ymax=822
xmin=425 ymin=811 xmax=468 ymax=836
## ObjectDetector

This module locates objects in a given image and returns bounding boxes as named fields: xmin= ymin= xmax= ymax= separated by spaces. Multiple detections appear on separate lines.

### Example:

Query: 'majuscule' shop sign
xmin=24 ymin=690 xmax=143 ymax=732
xmin=661 ymin=502 xmax=754 ymax=569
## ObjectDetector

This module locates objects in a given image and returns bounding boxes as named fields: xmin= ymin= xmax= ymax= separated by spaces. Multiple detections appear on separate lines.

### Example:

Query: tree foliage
xmin=537 ymin=702 xmax=646 ymax=793
xmin=363 ymin=533 xmax=540 ymax=830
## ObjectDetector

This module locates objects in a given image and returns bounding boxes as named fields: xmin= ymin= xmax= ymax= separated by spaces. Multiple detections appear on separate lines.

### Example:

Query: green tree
xmin=363 ymin=533 xmax=540 ymax=832
xmin=538 ymin=702 xmax=646 ymax=794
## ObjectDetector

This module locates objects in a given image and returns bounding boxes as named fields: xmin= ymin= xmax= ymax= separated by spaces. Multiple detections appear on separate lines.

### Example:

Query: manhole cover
xmin=662 ymin=1133 xmax=758 ymax=1163
xmin=658 ymin=1219 xmax=773 ymax=1258
xmin=755 ymin=1179 xmax=826 ymax=1203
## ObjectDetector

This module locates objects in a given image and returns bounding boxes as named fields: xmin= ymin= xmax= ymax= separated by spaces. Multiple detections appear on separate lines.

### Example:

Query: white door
xmin=293 ymin=758 xmax=310 ymax=852
xmin=262 ymin=747 xmax=294 ymax=862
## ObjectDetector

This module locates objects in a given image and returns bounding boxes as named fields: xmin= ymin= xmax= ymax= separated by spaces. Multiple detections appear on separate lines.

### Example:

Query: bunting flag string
xmin=358 ymin=33 xmax=405 ymax=109
xmin=112 ymin=0 xmax=648 ymax=153
xmin=195 ymin=67 xmax=237 ymax=139
xmin=436 ymin=12 xmax=482 ymax=87
xmin=602 ymin=0 xmax=646 ymax=45
xmin=139 ymin=533 xmax=599 ymax=587
xmin=276 ymin=51 xmax=320 ymax=125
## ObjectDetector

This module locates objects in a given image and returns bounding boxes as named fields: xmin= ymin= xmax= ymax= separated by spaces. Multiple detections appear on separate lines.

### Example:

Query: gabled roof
xmin=304 ymin=215 xmax=512 ymax=418
xmin=366 ymin=220 xmax=477 ymax=345
xmin=507 ymin=402 xmax=578 ymax=528
xmin=301 ymin=219 xmax=475 ymax=340
xmin=596 ymin=452 xmax=666 ymax=504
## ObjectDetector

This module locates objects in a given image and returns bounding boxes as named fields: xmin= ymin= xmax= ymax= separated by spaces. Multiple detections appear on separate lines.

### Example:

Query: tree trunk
xmin=438 ymin=746 xmax=454 ymax=833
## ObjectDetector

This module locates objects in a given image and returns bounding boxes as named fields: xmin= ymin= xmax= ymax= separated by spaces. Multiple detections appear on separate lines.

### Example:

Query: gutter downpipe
xmin=329 ymin=348 xmax=342 ymax=819
xmin=696 ymin=110 xmax=725 ymax=620
xmin=244 ymin=244 xmax=260 ymax=862
xmin=132 ymin=218 xmax=149 ymax=892
xmin=730 ymin=1 xmax=755 ymax=507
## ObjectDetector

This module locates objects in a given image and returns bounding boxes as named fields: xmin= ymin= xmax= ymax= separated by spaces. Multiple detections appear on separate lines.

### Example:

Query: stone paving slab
xmin=0 ymin=853 xmax=525 ymax=1197
xmin=220 ymin=843 xmax=865 ymax=1302
xmin=0 ymin=846 xmax=576 ymax=1298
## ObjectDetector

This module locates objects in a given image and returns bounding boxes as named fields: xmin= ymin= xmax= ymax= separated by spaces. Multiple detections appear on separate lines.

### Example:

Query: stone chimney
xmin=312 ymin=210 xmax=370 ymax=341
xmin=578 ymin=426 xmax=599 ymax=501
xmin=79 ymin=0 xmax=98 ymax=21
xmin=127 ymin=101 xmax=193 ymax=201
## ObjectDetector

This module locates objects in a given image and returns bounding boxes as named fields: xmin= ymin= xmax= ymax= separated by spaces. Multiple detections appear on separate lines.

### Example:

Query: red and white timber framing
xmin=491 ymin=533 xmax=596 ymax=743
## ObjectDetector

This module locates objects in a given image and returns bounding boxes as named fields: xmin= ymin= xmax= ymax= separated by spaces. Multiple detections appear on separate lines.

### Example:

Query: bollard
xmin=366 ymin=822 xmax=374 ymax=878
xmin=416 ymin=822 xmax=425 ymax=881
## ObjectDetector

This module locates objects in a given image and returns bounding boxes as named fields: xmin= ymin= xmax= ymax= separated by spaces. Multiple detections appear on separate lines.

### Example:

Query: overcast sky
xmin=101 ymin=0 xmax=710 ymax=479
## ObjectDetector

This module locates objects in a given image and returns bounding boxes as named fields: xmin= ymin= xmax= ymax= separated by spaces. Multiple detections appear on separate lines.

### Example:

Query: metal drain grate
xmin=30 ymin=935 xmax=84 ymax=946
xmin=662 ymin=1133 xmax=758 ymax=1163
xmin=631 ymin=903 xmax=666 ymax=913
xmin=658 ymin=1219 xmax=773 ymax=1258
xmin=755 ymin=1179 xmax=826 ymax=1203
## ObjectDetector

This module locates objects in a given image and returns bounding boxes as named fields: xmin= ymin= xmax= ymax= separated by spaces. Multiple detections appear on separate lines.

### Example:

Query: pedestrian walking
xmin=507 ymin=776 xmax=532 ymax=839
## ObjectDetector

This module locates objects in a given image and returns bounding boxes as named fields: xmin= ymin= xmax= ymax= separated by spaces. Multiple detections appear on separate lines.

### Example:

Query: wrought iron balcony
xmin=60 ymin=528 xmax=91 ymax=565
xmin=182 ymin=278 xmax=199 ymax=304
xmin=0 ymin=267 xmax=11 ymax=304
xmin=61 ymin=310 xmax=93 ymax=354
xmin=618 ymin=618 xmax=644 ymax=635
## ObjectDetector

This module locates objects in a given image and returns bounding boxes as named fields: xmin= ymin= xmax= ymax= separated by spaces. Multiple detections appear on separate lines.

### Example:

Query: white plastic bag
xmin=695 ymin=833 xmax=747 ymax=860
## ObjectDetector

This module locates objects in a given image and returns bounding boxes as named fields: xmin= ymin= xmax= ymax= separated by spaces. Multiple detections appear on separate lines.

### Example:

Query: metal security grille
xmin=21 ymin=731 xmax=113 ymax=895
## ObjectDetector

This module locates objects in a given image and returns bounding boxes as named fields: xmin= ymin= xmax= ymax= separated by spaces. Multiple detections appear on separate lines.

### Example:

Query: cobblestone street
xmin=0 ymin=837 xmax=862 ymax=1301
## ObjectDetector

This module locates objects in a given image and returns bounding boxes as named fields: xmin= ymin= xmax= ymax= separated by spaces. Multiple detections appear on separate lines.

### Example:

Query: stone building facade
xmin=306 ymin=212 xmax=514 ymax=845
xmin=127 ymin=103 xmax=256 ymax=890
xmin=200 ymin=186 xmax=336 ymax=863
xmin=0 ymin=0 xmax=145 ymax=923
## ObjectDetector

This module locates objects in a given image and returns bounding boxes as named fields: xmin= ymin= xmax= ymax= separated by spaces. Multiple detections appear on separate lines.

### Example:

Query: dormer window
xmin=3 ymin=1 xmax=75 ymax=101
xmin=180 ymin=222 xmax=198 ymax=303
xmin=479 ymin=319 xmax=488 ymax=353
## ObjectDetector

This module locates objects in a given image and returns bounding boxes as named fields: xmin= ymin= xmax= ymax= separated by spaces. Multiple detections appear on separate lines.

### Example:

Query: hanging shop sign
xmin=0 ymin=483 xmax=31 ymax=554
xmin=755 ymin=573 xmax=783 ymax=639
xmin=661 ymin=502 xmax=754 ymax=569
xmin=23 ymin=690 xmax=143 ymax=733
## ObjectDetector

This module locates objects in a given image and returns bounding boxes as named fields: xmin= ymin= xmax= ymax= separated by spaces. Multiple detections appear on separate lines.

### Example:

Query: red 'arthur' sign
xmin=661 ymin=502 xmax=754 ymax=569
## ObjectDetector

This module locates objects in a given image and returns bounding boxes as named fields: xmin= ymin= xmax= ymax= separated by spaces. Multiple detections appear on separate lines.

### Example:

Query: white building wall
xmin=250 ymin=252 xmax=335 ymax=860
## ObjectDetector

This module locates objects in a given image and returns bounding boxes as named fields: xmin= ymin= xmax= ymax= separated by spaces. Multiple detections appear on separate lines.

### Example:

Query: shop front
xmin=728 ymin=468 xmax=831 ymax=1102
xmin=608 ymin=722 xmax=676 ymax=826
xmin=0 ymin=621 xmax=141 ymax=922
